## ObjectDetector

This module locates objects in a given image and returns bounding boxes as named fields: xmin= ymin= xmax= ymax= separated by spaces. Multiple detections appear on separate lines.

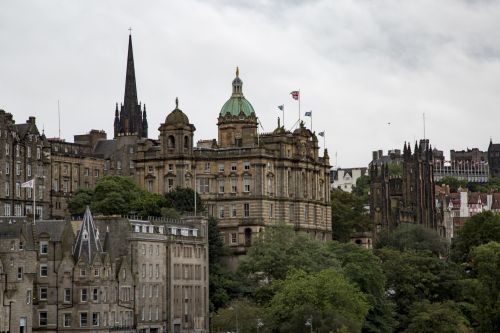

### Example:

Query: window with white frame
xmin=243 ymin=161 xmax=250 ymax=170
xmin=39 ymin=287 xmax=48 ymax=300
xmin=231 ymin=205 xmax=237 ymax=218
xmin=230 ymin=233 xmax=237 ymax=245
xmin=40 ymin=264 xmax=48 ymax=277
xmin=64 ymin=288 xmax=71 ymax=303
xmin=231 ymin=177 xmax=237 ymax=193
xmin=39 ymin=312 xmax=48 ymax=326
xmin=243 ymin=177 xmax=250 ymax=192
xmin=17 ymin=266 xmax=23 ymax=280
xmin=40 ymin=241 xmax=48 ymax=255
xmin=198 ymin=178 xmax=209 ymax=193
xmin=244 ymin=203 xmax=250 ymax=217
xmin=218 ymin=163 xmax=224 ymax=172
xmin=231 ymin=162 xmax=237 ymax=171
xmin=81 ymin=288 xmax=88 ymax=302
xmin=218 ymin=179 xmax=224 ymax=193
xmin=219 ymin=206 xmax=225 ymax=218
xmin=204 ymin=162 xmax=210 ymax=172
xmin=63 ymin=313 xmax=71 ymax=327
xmin=80 ymin=312 xmax=88 ymax=327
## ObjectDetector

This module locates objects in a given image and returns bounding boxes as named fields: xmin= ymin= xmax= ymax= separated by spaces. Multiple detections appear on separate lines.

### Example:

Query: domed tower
xmin=159 ymin=98 xmax=195 ymax=157
xmin=218 ymin=67 xmax=258 ymax=148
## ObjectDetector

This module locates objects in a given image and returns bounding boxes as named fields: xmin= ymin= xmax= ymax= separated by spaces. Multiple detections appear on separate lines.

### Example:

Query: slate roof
xmin=73 ymin=207 xmax=103 ymax=264
xmin=93 ymin=139 xmax=117 ymax=159
xmin=35 ymin=220 xmax=67 ymax=241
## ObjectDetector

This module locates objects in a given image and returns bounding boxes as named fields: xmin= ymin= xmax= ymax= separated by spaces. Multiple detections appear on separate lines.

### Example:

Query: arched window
xmin=244 ymin=228 xmax=252 ymax=246
xmin=184 ymin=135 xmax=189 ymax=150
xmin=167 ymin=135 xmax=175 ymax=149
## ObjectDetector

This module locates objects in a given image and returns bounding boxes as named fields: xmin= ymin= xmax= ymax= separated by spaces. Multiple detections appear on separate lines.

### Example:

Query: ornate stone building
xmin=134 ymin=69 xmax=332 ymax=252
xmin=0 ymin=210 xmax=209 ymax=333
xmin=370 ymin=139 xmax=439 ymax=232
xmin=0 ymin=111 xmax=51 ymax=219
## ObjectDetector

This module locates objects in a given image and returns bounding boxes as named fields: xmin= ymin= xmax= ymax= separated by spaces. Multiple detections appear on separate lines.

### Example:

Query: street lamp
xmin=256 ymin=318 xmax=264 ymax=333
xmin=305 ymin=317 xmax=313 ymax=333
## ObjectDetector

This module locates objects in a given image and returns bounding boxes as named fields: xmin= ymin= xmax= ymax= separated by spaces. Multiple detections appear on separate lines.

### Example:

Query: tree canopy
xmin=331 ymin=189 xmax=371 ymax=242
xmin=450 ymin=211 xmax=500 ymax=262
xmin=376 ymin=223 xmax=449 ymax=256
xmin=437 ymin=176 xmax=468 ymax=193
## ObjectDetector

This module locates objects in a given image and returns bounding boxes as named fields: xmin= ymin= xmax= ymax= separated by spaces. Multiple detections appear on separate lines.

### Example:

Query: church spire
xmin=114 ymin=32 xmax=147 ymax=138
xmin=124 ymin=33 xmax=138 ymax=111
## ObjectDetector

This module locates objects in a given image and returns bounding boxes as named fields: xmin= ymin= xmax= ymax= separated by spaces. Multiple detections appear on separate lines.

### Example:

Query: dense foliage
xmin=331 ymin=189 xmax=371 ymax=241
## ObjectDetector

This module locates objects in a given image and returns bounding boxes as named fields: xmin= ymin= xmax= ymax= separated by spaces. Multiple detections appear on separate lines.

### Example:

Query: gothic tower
xmin=114 ymin=34 xmax=148 ymax=138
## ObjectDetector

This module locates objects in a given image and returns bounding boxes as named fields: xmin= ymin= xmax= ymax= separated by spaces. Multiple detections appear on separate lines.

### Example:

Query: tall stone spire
xmin=114 ymin=32 xmax=148 ymax=138
xmin=124 ymin=34 xmax=138 ymax=113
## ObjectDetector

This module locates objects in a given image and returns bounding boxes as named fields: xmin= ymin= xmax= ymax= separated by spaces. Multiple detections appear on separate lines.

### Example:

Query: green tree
xmin=132 ymin=192 xmax=167 ymax=217
xmin=67 ymin=188 xmax=94 ymax=215
xmin=331 ymin=189 xmax=371 ymax=242
xmin=376 ymin=248 xmax=466 ymax=330
xmin=470 ymin=241 xmax=500 ymax=332
xmin=164 ymin=186 xmax=204 ymax=213
xmin=387 ymin=162 xmax=403 ymax=177
xmin=268 ymin=269 xmax=370 ymax=333
xmin=88 ymin=176 xmax=143 ymax=215
xmin=325 ymin=242 xmax=397 ymax=333
xmin=352 ymin=174 xmax=370 ymax=201
xmin=376 ymin=223 xmax=449 ymax=256
xmin=450 ymin=211 xmax=500 ymax=262
xmin=403 ymin=300 xmax=472 ymax=333
xmin=212 ymin=299 xmax=267 ymax=333
xmin=238 ymin=223 xmax=339 ymax=283
xmin=437 ymin=176 xmax=468 ymax=193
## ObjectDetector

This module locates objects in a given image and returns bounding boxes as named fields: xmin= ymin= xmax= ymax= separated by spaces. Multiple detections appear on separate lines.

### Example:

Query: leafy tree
xmin=471 ymin=176 xmax=500 ymax=193
xmin=352 ymin=174 xmax=370 ymax=202
xmin=469 ymin=241 xmax=500 ymax=332
xmin=403 ymin=300 xmax=472 ymax=333
xmin=268 ymin=269 xmax=370 ymax=333
xmin=164 ymin=186 xmax=204 ymax=213
xmin=437 ymin=176 xmax=468 ymax=193
xmin=376 ymin=248 xmax=466 ymax=330
xmin=132 ymin=192 xmax=167 ymax=217
xmin=325 ymin=242 xmax=397 ymax=333
xmin=387 ymin=162 xmax=403 ymax=177
xmin=331 ymin=189 xmax=371 ymax=242
xmin=450 ymin=211 xmax=500 ymax=262
xmin=376 ymin=223 xmax=449 ymax=256
xmin=238 ymin=223 xmax=339 ymax=284
xmin=212 ymin=299 xmax=267 ymax=333
xmin=67 ymin=188 xmax=94 ymax=215
xmin=92 ymin=176 xmax=143 ymax=213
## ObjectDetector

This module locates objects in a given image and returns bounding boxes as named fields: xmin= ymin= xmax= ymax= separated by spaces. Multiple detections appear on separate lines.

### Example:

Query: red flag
xmin=290 ymin=91 xmax=299 ymax=100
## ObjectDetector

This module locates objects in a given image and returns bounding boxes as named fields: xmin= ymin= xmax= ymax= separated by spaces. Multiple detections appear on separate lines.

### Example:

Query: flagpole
xmin=298 ymin=89 xmax=301 ymax=122
xmin=282 ymin=107 xmax=285 ymax=130
xmin=310 ymin=111 xmax=313 ymax=132
xmin=194 ymin=168 xmax=197 ymax=217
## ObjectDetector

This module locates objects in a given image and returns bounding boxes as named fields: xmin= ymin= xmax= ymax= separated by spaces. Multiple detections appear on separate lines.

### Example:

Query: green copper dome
xmin=219 ymin=67 xmax=255 ymax=117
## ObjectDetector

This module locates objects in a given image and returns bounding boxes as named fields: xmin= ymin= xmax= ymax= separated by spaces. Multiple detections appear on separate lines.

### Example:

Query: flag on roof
xmin=318 ymin=131 xmax=325 ymax=137
xmin=278 ymin=105 xmax=284 ymax=111
xmin=290 ymin=91 xmax=299 ymax=100
xmin=304 ymin=111 xmax=312 ymax=117
xmin=21 ymin=179 xmax=34 ymax=188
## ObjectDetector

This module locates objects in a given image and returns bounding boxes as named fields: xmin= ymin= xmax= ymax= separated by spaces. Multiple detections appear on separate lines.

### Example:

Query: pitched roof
xmin=73 ymin=207 xmax=103 ymax=264
xmin=35 ymin=220 xmax=67 ymax=241
xmin=93 ymin=139 xmax=117 ymax=159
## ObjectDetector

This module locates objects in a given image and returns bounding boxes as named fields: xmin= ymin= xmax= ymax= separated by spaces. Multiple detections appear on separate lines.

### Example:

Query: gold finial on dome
xmin=175 ymin=97 xmax=179 ymax=109
xmin=236 ymin=66 xmax=239 ymax=77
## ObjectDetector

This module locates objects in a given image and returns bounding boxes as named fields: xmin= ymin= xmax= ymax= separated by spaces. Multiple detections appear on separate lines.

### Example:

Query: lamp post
xmin=305 ymin=317 xmax=313 ymax=333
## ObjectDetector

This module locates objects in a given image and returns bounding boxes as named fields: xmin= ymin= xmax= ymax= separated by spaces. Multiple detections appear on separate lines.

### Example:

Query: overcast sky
xmin=1 ymin=0 xmax=500 ymax=167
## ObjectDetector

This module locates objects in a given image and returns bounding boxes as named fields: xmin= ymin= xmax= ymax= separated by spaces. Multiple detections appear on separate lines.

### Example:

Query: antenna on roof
xmin=58 ymin=100 xmax=61 ymax=139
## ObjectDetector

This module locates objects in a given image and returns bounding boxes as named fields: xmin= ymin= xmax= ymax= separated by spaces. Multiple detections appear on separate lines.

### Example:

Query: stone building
xmin=0 ymin=209 xmax=208 ymax=333
xmin=488 ymin=139 xmax=500 ymax=177
xmin=370 ymin=139 xmax=439 ymax=233
xmin=48 ymin=137 xmax=105 ymax=218
xmin=134 ymin=68 xmax=332 ymax=254
xmin=0 ymin=111 xmax=51 ymax=219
